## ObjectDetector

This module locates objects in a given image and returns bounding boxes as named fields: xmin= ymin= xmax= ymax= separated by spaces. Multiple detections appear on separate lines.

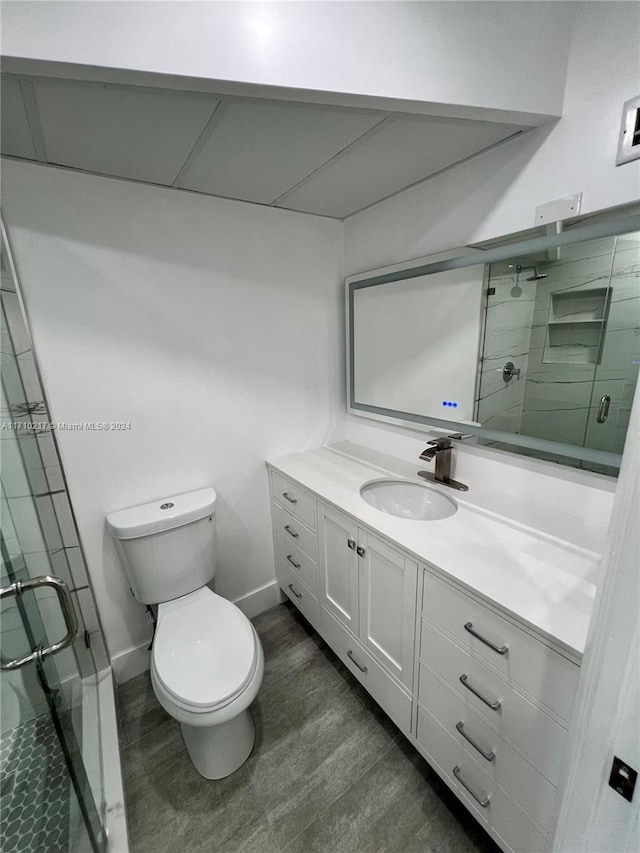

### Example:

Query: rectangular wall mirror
xmin=347 ymin=204 xmax=640 ymax=475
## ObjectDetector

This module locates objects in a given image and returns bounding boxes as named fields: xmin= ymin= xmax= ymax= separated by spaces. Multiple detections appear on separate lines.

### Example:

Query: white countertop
xmin=268 ymin=442 xmax=601 ymax=662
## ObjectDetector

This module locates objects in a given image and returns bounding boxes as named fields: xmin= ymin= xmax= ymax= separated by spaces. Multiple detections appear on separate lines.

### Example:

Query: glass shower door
xmin=583 ymin=232 xmax=640 ymax=461
xmin=1 ymin=234 xmax=106 ymax=852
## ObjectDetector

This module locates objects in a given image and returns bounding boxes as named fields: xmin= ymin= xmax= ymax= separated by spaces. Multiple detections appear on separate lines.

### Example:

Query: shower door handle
xmin=596 ymin=395 xmax=611 ymax=424
xmin=0 ymin=575 xmax=78 ymax=670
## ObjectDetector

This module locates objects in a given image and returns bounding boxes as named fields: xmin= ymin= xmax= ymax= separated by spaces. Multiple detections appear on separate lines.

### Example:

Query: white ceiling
xmin=1 ymin=75 xmax=527 ymax=219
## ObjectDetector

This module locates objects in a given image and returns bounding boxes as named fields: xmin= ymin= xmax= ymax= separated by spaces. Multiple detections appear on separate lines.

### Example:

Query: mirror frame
xmin=346 ymin=202 xmax=640 ymax=471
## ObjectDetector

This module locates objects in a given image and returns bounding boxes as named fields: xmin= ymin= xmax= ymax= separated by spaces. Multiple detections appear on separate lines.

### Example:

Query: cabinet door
xmin=358 ymin=530 xmax=418 ymax=690
xmin=318 ymin=503 xmax=360 ymax=634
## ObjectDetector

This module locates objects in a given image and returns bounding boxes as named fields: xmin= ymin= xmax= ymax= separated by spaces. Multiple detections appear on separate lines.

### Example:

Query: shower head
xmin=516 ymin=264 xmax=548 ymax=281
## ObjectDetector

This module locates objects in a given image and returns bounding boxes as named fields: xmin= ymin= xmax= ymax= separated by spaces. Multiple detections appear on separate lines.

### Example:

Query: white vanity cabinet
xmin=270 ymin=472 xmax=320 ymax=625
xmin=317 ymin=503 xmax=418 ymax=691
xmin=316 ymin=503 xmax=359 ymax=634
xmin=270 ymin=472 xmax=416 ymax=735
xmin=268 ymin=458 xmax=583 ymax=853
xmin=415 ymin=570 xmax=580 ymax=852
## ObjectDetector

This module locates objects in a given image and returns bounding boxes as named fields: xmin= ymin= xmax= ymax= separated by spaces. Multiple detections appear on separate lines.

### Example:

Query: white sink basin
xmin=360 ymin=478 xmax=458 ymax=521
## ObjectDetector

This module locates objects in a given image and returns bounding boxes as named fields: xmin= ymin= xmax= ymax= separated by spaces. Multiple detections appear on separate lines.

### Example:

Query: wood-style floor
xmin=117 ymin=601 xmax=500 ymax=853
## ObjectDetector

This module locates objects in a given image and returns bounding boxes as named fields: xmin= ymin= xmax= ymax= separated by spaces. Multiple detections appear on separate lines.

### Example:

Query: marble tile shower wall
xmin=476 ymin=272 xmax=537 ymax=433
xmin=1 ymin=269 xmax=104 ymax=732
xmin=520 ymin=234 xmax=640 ymax=453
xmin=477 ymin=234 xmax=640 ymax=464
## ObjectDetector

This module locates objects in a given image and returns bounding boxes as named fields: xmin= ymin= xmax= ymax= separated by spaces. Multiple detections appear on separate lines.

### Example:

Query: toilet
xmin=106 ymin=487 xmax=264 ymax=779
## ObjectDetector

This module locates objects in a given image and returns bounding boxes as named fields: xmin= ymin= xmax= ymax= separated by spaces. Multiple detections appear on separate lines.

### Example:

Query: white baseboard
xmin=111 ymin=640 xmax=150 ymax=685
xmin=233 ymin=580 xmax=280 ymax=618
xmin=110 ymin=582 xmax=279 ymax=684
xmin=97 ymin=667 xmax=130 ymax=852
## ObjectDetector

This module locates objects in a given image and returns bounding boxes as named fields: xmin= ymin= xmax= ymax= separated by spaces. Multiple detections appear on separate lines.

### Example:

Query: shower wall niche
xmin=544 ymin=287 xmax=610 ymax=365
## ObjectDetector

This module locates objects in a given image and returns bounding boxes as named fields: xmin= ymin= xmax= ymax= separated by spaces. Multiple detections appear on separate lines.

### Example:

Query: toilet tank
xmin=106 ymin=488 xmax=217 ymax=604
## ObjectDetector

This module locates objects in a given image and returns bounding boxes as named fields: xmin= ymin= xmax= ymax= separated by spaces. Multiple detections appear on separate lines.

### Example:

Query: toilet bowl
xmin=106 ymin=487 xmax=264 ymax=780
xmin=149 ymin=587 xmax=264 ymax=779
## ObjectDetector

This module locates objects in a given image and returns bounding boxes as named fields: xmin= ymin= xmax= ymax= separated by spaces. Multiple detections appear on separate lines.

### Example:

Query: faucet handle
xmin=428 ymin=437 xmax=453 ymax=450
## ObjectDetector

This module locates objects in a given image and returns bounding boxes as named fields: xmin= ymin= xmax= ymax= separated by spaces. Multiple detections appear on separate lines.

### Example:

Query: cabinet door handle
xmin=347 ymin=538 xmax=356 ymax=550
xmin=347 ymin=650 xmax=368 ymax=673
xmin=452 ymin=766 xmax=491 ymax=808
xmin=286 ymin=554 xmax=301 ymax=569
xmin=464 ymin=622 xmax=508 ymax=655
xmin=456 ymin=722 xmax=495 ymax=761
xmin=459 ymin=674 xmax=501 ymax=710
xmin=284 ymin=524 xmax=299 ymax=539
xmin=356 ymin=545 xmax=365 ymax=558
xmin=287 ymin=583 xmax=302 ymax=599
xmin=282 ymin=492 xmax=298 ymax=505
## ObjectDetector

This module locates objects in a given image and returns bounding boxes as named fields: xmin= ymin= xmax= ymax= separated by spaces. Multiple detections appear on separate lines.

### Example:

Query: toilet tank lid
xmin=106 ymin=487 xmax=216 ymax=540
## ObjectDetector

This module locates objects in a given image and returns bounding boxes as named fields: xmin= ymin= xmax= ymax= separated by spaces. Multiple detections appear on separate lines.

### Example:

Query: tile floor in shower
xmin=0 ymin=715 xmax=70 ymax=853
xmin=117 ymin=601 xmax=501 ymax=853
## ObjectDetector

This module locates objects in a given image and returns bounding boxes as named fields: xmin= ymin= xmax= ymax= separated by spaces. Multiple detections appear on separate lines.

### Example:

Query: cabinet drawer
xmin=275 ymin=532 xmax=317 ymax=594
xmin=278 ymin=562 xmax=319 ymax=628
xmin=320 ymin=607 xmax=412 ymax=737
xmin=420 ymin=620 xmax=568 ymax=784
xmin=418 ymin=664 xmax=557 ymax=832
xmin=271 ymin=471 xmax=316 ymax=530
xmin=273 ymin=503 xmax=317 ymax=562
xmin=423 ymin=572 xmax=579 ymax=722
xmin=417 ymin=706 xmax=549 ymax=853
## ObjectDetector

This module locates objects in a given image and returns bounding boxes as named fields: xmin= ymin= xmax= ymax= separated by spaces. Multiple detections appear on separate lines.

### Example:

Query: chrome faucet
xmin=418 ymin=438 xmax=469 ymax=491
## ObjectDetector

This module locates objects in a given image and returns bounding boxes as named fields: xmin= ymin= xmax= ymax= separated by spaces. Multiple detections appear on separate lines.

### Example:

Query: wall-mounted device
xmin=608 ymin=756 xmax=637 ymax=802
xmin=617 ymin=95 xmax=640 ymax=165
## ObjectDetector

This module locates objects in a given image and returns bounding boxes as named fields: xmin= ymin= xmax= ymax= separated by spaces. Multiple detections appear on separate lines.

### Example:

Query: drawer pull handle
xmin=347 ymin=538 xmax=356 ymax=550
xmin=282 ymin=492 xmax=298 ymax=505
xmin=452 ymin=765 xmax=490 ymax=808
xmin=356 ymin=545 xmax=366 ymax=558
xmin=456 ymin=722 xmax=495 ymax=761
xmin=459 ymin=674 xmax=501 ymax=710
xmin=464 ymin=622 xmax=508 ymax=655
xmin=284 ymin=524 xmax=299 ymax=539
xmin=347 ymin=650 xmax=368 ymax=673
xmin=288 ymin=583 xmax=302 ymax=600
xmin=286 ymin=554 xmax=301 ymax=570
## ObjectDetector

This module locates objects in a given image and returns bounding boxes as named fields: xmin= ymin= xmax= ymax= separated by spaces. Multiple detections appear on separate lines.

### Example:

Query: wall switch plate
xmin=608 ymin=756 xmax=637 ymax=802
xmin=616 ymin=95 xmax=640 ymax=165
xmin=535 ymin=193 xmax=583 ymax=225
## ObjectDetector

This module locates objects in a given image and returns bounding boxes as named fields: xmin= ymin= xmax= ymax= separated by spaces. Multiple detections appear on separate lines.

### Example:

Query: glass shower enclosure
xmin=1 ymin=227 xmax=109 ymax=852
xmin=476 ymin=231 xmax=640 ymax=473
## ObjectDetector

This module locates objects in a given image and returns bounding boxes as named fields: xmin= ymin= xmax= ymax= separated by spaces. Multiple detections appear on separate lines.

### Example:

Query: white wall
xmin=1 ymin=160 xmax=344 ymax=673
xmin=344 ymin=1 xmax=640 ymax=275
xmin=337 ymin=1 xmax=636 ymax=556
xmin=340 ymin=0 xmax=638 ymax=525
xmin=1 ymin=1 xmax=572 ymax=121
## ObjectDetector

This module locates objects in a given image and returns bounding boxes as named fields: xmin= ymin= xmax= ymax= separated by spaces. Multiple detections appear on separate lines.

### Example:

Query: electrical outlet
xmin=608 ymin=756 xmax=637 ymax=802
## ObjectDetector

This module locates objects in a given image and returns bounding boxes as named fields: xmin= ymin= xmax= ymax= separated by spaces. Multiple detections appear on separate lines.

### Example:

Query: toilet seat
xmin=152 ymin=587 xmax=258 ymax=713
